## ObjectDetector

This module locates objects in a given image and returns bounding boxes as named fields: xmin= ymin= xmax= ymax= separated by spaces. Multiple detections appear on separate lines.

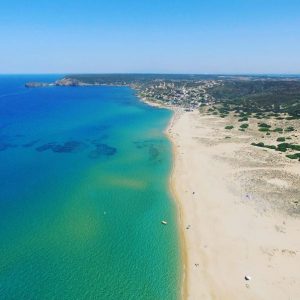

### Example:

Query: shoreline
xmin=165 ymin=108 xmax=188 ymax=300
xmin=139 ymin=94 xmax=187 ymax=299
xmin=139 ymin=95 xmax=188 ymax=299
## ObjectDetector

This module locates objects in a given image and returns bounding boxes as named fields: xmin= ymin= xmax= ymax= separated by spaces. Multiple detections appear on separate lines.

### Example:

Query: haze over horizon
xmin=1 ymin=0 xmax=300 ymax=74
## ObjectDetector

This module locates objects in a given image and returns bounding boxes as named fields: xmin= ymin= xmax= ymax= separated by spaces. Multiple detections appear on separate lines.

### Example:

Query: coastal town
xmin=133 ymin=80 xmax=219 ymax=108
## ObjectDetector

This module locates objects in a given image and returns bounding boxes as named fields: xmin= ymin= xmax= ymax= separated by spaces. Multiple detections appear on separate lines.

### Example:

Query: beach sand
xmin=168 ymin=110 xmax=300 ymax=299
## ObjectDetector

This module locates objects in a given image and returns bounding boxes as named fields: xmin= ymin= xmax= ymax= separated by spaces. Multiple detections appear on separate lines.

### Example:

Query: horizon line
xmin=1 ymin=72 xmax=300 ymax=76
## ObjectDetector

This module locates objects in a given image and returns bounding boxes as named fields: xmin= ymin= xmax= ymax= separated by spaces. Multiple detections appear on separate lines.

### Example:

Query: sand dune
xmin=168 ymin=110 xmax=300 ymax=300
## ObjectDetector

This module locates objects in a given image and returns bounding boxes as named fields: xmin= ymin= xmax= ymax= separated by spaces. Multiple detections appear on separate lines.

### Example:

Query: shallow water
xmin=0 ymin=76 xmax=180 ymax=299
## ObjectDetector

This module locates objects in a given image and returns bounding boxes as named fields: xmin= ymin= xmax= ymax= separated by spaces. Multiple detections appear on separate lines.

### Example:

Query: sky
xmin=0 ymin=0 xmax=300 ymax=74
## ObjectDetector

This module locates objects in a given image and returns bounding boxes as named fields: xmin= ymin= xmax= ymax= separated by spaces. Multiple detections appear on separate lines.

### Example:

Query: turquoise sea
xmin=0 ymin=75 xmax=180 ymax=299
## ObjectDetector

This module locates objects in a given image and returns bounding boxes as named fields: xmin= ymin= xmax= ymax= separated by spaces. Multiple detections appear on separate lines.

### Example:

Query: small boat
xmin=161 ymin=220 xmax=168 ymax=225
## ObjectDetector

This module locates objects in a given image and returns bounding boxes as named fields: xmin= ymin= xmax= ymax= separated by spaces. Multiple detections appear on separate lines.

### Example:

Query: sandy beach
xmin=168 ymin=109 xmax=300 ymax=299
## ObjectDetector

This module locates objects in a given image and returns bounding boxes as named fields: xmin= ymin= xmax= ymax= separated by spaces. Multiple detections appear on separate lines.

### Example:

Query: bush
xmin=225 ymin=125 xmax=234 ymax=130
xmin=276 ymin=143 xmax=289 ymax=152
xmin=273 ymin=127 xmax=283 ymax=132
xmin=290 ymin=144 xmax=300 ymax=151
xmin=265 ymin=145 xmax=276 ymax=150
xmin=286 ymin=153 xmax=300 ymax=160
xmin=251 ymin=142 xmax=265 ymax=147
xmin=258 ymin=123 xmax=271 ymax=128
xmin=251 ymin=142 xmax=276 ymax=150
xmin=219 ymin=108 xmax=229 ymax=114
xmin=277 ymin=137 xmax=286 ymax=142
xmin=285 ymin=126 xmax=295 ymax=132
xmin=259 ymin=127 xmax=270 ymax=132
xmin=274 ymin=143 xmax=300 ymax=152
xmin=240 ymin=123 xmax=249 ymax=129
xmin=265 ymin=145 xmax=277 ymax=149
xmin=238 ymin=117 xmax=248 ymax=122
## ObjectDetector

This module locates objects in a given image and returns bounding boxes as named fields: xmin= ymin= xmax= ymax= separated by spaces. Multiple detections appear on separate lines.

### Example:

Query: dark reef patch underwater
xmin=0 ymin=76 xmax=180 ymax=299
xmin=35 ymin=140 xmax=85 ymax=153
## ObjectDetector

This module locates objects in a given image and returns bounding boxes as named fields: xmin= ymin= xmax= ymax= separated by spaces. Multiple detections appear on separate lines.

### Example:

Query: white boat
xmin=161 ymin=220 xmax=168 ymax=225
